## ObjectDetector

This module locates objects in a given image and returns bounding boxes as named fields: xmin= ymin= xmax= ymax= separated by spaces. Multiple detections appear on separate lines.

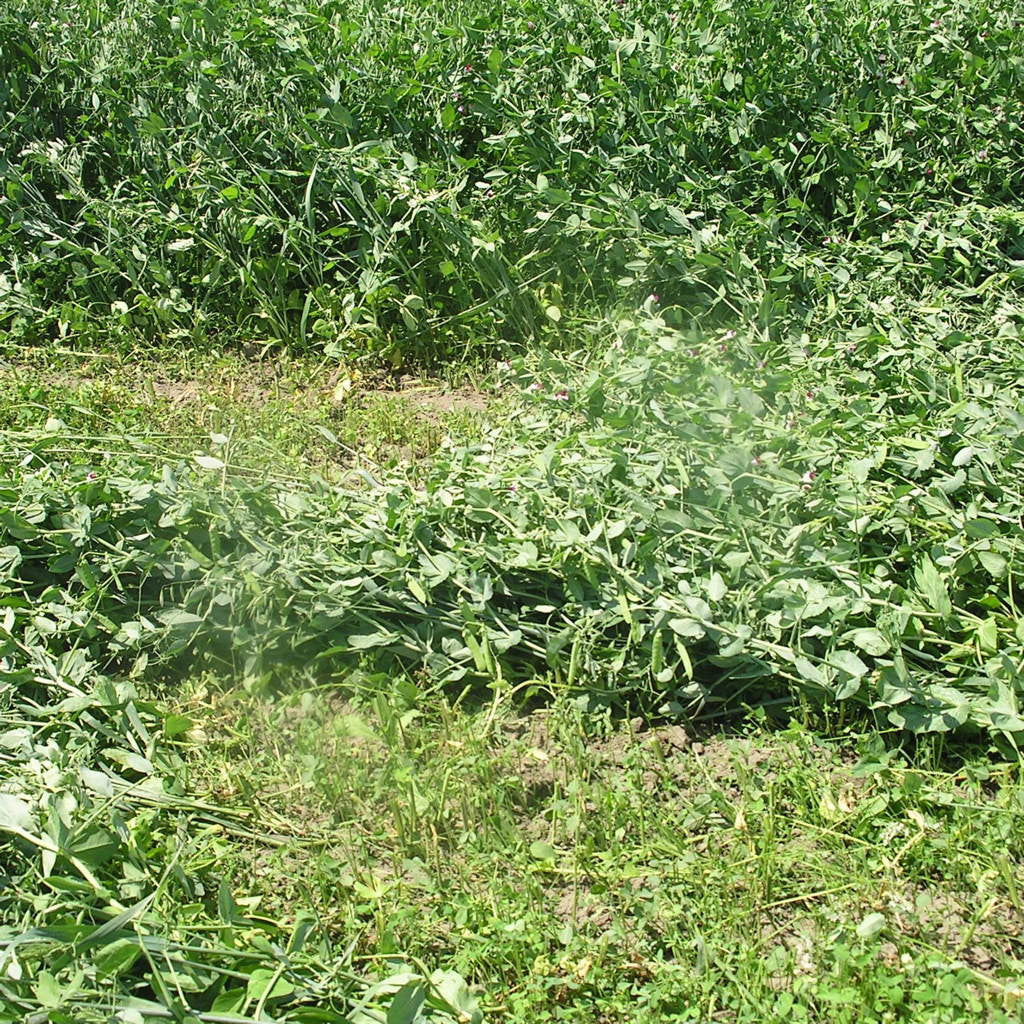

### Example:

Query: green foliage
xmin=1 ymin=0 xmax=1021 ymax=359
xmin=0 ymin=647 xmax=479 ymax=1019
xmin=4 ymin=308 xmax=1023 ymax=743
xmin=187 ymin=689 xmax=1024 ymax=1023
xmin=3 ymin=0 xmax=1024 ymax=1018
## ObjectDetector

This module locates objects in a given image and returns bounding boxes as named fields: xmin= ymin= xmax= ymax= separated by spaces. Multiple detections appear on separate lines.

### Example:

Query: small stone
xmin=659 ymin=725 xmax=691 ymax=751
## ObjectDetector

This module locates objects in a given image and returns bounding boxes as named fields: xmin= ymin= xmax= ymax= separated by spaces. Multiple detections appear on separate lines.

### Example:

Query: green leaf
xmin=158 ymin=608 xmax=205 ymax=631
xmin=827 ymin=650 xmax=869 ymax=678
xmin=218 ymin=878 xmax=242 ymax=924
xmin=94 ymin=937 xmax=142 ymax=979
xmin=976 ymin=617 xmax=998 ymax=654
xmin=846 ymin=628 xmax=890 ymax=656
xmin=708 ymin=572 xmax=727 ymax=602
xmin=428 ymin=970 xmax=481 ymax=1023
xmin=855 ymin=912 xmax=886 ymax=940
xmin=794 ymin=656 xmax=827 ymax=688
xmin=668 ymin=618 xmax=705 ymax=639
xmin=0 ymin=544 xmax=22 ymax=579
xmin=33 ymin=970 xmax=62 ymax=1008
xmin=211 ymin=988 xmax=246 ymax=1013
xmin=68 ymin=827 xmax=120 ymax=867
xmin=163 ymin=712 xmax=194 ymax=738
xmin=977 ymin=549 xmax=1007 ymax=578
xmin=386 ymin=980 xmax=427 ymax=1024
xmin=103 ymin=749 xmax=153 ymax=775
xmin=914 ymin=556 xmax=952 ymax=618
xmin=246 ymin=968 xmax=296 ymax=1002
xmin=348 ymin=630 xmax=401 ymax=649
xmin=0 ymin=793 xmax=35 ymax=831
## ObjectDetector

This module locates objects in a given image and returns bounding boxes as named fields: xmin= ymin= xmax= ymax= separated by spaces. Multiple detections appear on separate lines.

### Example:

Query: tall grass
xmin=2 ymin=0 xmax=1021 ymax=360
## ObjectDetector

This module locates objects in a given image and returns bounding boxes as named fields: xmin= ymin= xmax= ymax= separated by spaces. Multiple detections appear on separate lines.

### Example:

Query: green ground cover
xmin=1 ymin=0 xmax=1023 ymax=1020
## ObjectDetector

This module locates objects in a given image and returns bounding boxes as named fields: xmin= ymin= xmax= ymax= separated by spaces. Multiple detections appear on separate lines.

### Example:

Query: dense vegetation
xmin=1 ymin=0 xmax=1023 ymax=1021
xmin=2 ymin=0 xmax=1021 ymax=360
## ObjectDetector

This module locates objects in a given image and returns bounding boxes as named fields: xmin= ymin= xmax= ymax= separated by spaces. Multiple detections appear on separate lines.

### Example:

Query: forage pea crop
xmin=4 ymin=309 xmax=1023 ymax=746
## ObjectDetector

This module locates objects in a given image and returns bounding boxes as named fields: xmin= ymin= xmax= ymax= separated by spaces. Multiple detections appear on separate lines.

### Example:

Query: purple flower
xmin=553 ymin=389 xmax=570 ymax=401
xmin=86 ymin=471 xmax=99 ymax=481
xmin=649 ymin=293 xmax=660 ymax=303
xmin=978 ymin=149 xmax=989 ymax=160
xmin=458 ymin=105 xmax=465 ymax=113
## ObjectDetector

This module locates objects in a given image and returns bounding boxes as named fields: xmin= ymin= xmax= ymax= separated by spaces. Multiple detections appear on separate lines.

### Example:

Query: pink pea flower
xmin=801 ymin=470 xmax=817 ymax=489
xmin=497 ymin=360 xmax=511 ymax=372
xmin=752 ymin=455 xmax=762 ymax=467
xmin=464 ymin=63 xmax=473 ymax=71
xmin=978 ymin=149 xmax=988 ymax=160
xmin=553 ymin=389 xmax=570 ymax=401
xmin=86 ymin=471 xmax=99 ymax=481
xmin=649 ymin=293 xmax=659 ymax=303
xmin=724 ymin=329 xmax=737 ymax=340
xmin=528 ymin=381 xmax=543 ymax=393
